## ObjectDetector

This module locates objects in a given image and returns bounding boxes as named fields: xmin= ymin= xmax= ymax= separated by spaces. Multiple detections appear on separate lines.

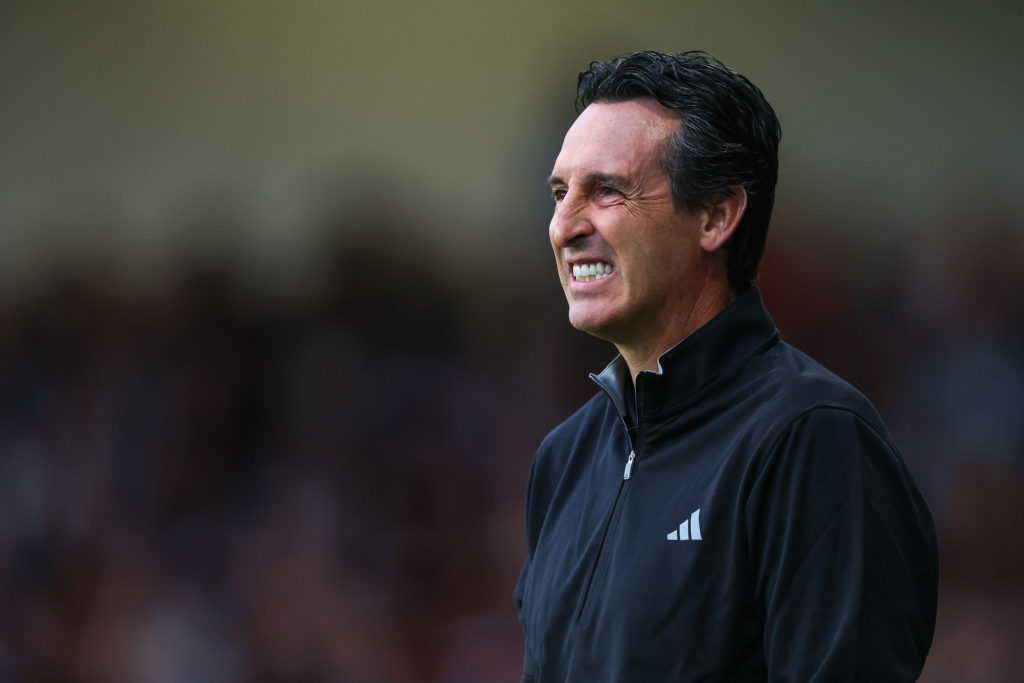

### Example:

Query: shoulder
xmin=743 ymin=345 xmax=923 ymax=512
xmin=705 ymin=338 xmax=914 ymax=496
xmin=530 ymin=391 xmax=620 ymax=486
xmin=741 ymin=340 xmax=890 ymax=444
xmin=535 ymin=390 xmax=622 ymax=463
xmin=743 ymin=348 xmax=934 ymax=551
xmin=523 ymin=391 xmax=620 ymax=546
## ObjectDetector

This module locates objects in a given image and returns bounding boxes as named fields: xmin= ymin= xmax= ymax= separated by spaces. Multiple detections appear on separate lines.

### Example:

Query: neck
xmin=618 ymin=278 xmax=736 ymax=382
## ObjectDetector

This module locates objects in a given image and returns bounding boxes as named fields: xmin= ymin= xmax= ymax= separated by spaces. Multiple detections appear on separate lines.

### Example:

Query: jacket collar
xmin=590 ymin=286 xmax=779 ymax=421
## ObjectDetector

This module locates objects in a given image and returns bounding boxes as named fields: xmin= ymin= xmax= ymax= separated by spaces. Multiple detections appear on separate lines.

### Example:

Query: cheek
xmin=628 ymin=237 xmax=679 ymax=274
xmin=635 ymin=237 xmax=699 ymax=290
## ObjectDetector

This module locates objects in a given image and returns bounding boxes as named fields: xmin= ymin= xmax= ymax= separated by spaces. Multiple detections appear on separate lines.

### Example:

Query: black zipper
xmin=574 ymin=464 xmax=630 ymax=624
xmin=574 ymin=378 xmax=645 ymax=624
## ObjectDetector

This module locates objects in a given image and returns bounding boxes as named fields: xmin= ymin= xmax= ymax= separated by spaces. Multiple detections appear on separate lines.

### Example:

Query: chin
xmin=568 ymin=308 xmax=622 ymax=342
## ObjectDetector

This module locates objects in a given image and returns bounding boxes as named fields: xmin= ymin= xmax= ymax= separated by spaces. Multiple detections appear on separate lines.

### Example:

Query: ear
xmin=699 ymin=186 xmax=748 ymax=253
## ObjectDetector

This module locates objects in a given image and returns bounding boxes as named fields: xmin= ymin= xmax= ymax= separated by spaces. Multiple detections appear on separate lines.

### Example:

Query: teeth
xmin=572 ymin=262 xmax=615 ymax=282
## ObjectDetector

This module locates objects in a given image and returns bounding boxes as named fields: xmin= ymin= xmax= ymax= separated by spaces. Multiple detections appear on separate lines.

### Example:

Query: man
xmin=514 ymin=51 xmax=938 ymax=681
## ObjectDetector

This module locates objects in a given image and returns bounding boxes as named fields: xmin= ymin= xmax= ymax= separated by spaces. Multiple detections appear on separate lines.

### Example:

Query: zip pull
xmin=623 ymin=450 xmax=636 ymax=480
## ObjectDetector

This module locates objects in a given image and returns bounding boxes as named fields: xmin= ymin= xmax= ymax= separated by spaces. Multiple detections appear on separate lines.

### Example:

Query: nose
xmin=549 ymin=192 xmax=593 ymax=249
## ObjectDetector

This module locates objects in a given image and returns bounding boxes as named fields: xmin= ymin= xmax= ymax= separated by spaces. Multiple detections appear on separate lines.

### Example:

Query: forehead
xmin=553 ymin=98 xmax=681 ymax=176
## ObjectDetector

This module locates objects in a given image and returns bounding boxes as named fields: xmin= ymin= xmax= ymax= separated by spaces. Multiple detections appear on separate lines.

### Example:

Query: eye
xmin=597 ymin=185 xmax=623 ymax=199
xmin=551 ymin=187 xmax=567 ymax=202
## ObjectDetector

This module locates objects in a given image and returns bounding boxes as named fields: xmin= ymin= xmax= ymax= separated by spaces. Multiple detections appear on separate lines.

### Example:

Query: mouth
xmin=572 ymin=261 xmax=615 ymax=282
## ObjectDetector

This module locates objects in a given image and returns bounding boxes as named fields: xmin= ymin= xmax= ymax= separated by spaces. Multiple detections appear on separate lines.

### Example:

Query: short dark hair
xmin=576 ymin=50 xmax=781 ymax=292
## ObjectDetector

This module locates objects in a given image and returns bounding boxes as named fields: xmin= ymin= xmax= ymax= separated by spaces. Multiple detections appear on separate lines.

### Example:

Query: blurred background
xmin=1 ymin=1 xmax=1022 ymax=680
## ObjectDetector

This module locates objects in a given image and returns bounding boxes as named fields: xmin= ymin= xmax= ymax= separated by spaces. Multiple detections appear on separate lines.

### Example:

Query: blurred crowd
xmin=0 ymin=206 xmax=1022 ymax=681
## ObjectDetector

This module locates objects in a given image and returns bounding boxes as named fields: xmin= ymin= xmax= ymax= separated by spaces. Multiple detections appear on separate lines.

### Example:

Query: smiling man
xmin=515 ymin=51 xmax=938 ymax=682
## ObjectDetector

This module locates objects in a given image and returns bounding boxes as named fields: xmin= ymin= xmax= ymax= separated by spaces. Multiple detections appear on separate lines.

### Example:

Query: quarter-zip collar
xmin=590 ymin=286 xmax=779 ymax=423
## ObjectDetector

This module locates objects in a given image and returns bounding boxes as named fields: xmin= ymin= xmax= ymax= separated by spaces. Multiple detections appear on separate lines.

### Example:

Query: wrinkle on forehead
xmin=556 ymin=98 xmax=680 ymax=180
xmin=582 ymin=98 xmax=680 ymax=143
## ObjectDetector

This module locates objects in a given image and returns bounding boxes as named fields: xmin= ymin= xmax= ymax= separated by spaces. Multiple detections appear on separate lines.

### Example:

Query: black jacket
xmin=515 ymin=288 xmax=938 ymax=682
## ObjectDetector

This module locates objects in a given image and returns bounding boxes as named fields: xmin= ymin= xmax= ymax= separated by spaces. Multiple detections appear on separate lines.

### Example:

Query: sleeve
xmin=513 ymin=559 xmax=536 ymax=683
xmin=513 ymin=451 xmax=541 ymax=614
xmin=514 ymin=451 xmax=544 ymax=682
xmin=746 ymin=407 xmax=938 ymax=682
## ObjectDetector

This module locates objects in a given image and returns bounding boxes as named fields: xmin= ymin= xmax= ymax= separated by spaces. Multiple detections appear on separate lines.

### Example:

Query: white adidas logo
xmin=667 ymin=509 xmax=702 ymax=541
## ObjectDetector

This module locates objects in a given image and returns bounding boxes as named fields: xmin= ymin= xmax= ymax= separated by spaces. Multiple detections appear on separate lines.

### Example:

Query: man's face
xmin=548 ymin=98 xmax=709 ymax=347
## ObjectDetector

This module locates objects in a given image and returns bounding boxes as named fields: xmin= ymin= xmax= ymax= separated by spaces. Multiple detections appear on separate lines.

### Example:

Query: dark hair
xmin=576 ymin=50 xmax=781 ymax=292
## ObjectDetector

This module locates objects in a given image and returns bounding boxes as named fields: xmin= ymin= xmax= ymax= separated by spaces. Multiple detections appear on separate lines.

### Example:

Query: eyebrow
xmin=546 ymin=172 xmax=630 ymax=189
